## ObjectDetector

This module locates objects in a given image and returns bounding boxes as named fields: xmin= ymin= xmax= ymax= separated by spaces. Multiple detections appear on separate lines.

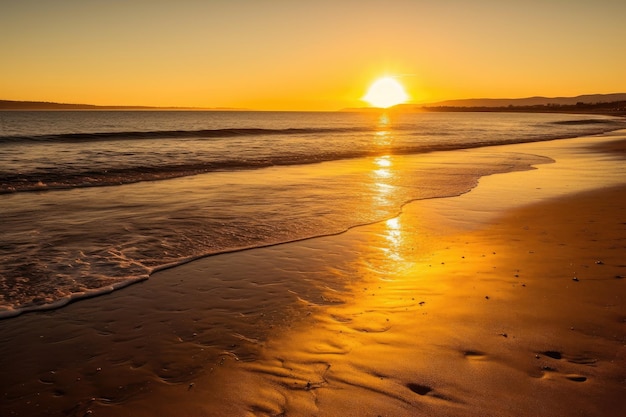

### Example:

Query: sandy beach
xmin=1 ymin=131 xmax=625 ymax=417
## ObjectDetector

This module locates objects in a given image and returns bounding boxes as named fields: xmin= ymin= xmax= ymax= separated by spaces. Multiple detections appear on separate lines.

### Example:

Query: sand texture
xmin=1 ymin=132 xmax=625 ymax=416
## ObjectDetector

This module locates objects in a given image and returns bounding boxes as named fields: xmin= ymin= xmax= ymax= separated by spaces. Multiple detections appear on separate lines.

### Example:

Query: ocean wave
xmin=548 ymin=119 xmax=620 ymax=125
xmin=2 ymin=125 xmax=625 ymax=194
xmin=0 ymin=126 xmax=368 ymax=143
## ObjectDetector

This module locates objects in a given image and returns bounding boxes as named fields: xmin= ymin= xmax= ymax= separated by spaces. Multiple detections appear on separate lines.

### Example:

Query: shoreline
xmin=1 ymin=131 xmax=625 ymax=416
xmin=2 ymin=127 xmax=624 ymax=320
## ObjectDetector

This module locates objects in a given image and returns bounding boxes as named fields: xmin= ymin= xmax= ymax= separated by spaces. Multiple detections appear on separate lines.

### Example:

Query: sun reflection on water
xmin=375 ymin=155 xmax=392 ymax=168
xmin=374 ymin=131 xmax=392 ymax=147
xmin=371 ymin=155 xmax=396 ymax=210
xmin=373 ymin=155 xmax=392 ymax=179
xmin=383 ymin=217 xmax=404 ymax=262
xmin=378 ymin=113 xmax=390 ymax=127
xmin=373 ymin=113 xmax=393 ymax=147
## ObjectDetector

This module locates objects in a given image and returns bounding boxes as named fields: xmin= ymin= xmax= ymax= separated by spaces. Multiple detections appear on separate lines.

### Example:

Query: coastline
xmin=1 ymin=130 xmax=625 ymax=416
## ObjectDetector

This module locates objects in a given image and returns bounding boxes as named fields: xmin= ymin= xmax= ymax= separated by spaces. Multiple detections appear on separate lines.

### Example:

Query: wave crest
xmin=0 ymin=126 xmax=367 ymax=143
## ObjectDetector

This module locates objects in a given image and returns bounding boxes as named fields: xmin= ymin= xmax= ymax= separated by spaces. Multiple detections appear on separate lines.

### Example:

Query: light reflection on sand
xmin=383 ymin=217 xmax=404 ymax=263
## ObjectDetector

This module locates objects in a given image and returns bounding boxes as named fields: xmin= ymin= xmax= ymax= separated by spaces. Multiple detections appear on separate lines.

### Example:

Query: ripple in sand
xmin=567 ymin=356 xmax=598 ymax=366
xmin=330 ymin=314 xmax=352 ymax=323
xmin=310 ymin=339 xmax=352 ymax=355
xmin=156 ymin=364 xmax=202 ymax=384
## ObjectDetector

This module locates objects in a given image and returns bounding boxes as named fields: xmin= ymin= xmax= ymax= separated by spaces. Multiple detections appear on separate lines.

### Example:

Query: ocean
xmin=1 ymin=110 xmax=624 ymax=318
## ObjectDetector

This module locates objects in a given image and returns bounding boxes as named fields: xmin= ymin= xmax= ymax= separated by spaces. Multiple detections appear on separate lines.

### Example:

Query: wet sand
xmin=1 ymin=132 xmax=625 ymax=416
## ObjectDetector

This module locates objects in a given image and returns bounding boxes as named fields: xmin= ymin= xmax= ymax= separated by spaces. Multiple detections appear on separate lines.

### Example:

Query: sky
xmin=2 ymin=0 xmax=625 ymax=110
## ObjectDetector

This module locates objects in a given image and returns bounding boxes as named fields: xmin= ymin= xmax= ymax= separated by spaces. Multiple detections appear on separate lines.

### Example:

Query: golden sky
xmin=2 ymin=0 xmax=625 ymax=110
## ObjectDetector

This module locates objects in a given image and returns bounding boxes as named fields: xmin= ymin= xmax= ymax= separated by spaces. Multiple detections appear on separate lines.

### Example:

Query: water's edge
xmin=0 ymin=147 xmax=555 ymax=320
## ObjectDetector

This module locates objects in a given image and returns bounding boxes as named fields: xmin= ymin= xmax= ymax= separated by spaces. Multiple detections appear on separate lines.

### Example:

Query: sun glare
xmin=363 ymin=77 xmax=409 ymax=108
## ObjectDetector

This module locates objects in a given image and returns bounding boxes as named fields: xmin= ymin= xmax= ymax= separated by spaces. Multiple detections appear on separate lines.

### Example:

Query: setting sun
xmin=363 ymin=77 xmax=409 ymax=108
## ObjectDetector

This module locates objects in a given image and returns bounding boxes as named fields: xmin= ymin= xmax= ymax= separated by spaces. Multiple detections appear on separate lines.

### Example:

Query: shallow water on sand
xmin=1 ymin=111 xmax=624 ymax=316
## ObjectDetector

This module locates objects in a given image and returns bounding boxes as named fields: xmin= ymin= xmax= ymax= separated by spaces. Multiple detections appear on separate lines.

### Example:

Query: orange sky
xmin=2 ymin=0 xmax=625 ymax=110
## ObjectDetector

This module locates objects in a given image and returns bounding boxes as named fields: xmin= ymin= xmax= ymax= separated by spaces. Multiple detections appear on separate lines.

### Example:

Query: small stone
xmin=595 ymin=260 xmax=604 ymax=265
xmin=485 ymin=296 xmax=490 ymax=300
xmin=572 ymin=277 xmax=579 ymax=282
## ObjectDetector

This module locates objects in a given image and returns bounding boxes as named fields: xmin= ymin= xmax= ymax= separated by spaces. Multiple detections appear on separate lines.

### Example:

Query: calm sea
xmin=1 ymin=110 xmax=623 ymax=317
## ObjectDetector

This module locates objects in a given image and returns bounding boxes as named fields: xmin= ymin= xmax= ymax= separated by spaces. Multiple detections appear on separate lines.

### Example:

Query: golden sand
xmin=1 ymin=132 xmax=625 ymax=417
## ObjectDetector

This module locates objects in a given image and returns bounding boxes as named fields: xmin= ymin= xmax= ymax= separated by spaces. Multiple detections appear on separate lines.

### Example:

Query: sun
xmin=363 ymin=77 xmax=409 ymax=108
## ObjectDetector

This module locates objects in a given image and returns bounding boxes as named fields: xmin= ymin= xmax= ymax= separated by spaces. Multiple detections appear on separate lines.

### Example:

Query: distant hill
xmin=0 ymin=100 xmax=242 ymax=110
xmin=0 ymin=100 xmax=152 ymax=110
xmin=415 ymin=93 xmax=626 ymax=109
xmin=340 ymin=93 xmax=626 ymax=113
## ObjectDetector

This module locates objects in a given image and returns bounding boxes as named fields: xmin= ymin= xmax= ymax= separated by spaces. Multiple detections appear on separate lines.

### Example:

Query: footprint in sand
xmin=541 ymin=350 xmax=562 ymax=360
xmin=540 ymin=350 xmax=597 ymax=366
xmin=463 ymin=350 xmax=487 ymax=360
xmin=407 ymin=382 xmax=433 ymax=396
xmin=533 ymin=350 xmax=592 ymax=382
xmin=565 ymin=374 xmax=588 ymax=382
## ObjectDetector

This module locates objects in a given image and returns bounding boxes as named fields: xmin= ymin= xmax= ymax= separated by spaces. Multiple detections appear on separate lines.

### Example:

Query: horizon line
xmin=2 ymin=92 xmax=626 ymax=112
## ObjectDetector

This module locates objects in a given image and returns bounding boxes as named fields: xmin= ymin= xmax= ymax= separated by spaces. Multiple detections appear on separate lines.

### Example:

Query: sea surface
xmin=1 ymin=110 xmax=624 ymax=317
